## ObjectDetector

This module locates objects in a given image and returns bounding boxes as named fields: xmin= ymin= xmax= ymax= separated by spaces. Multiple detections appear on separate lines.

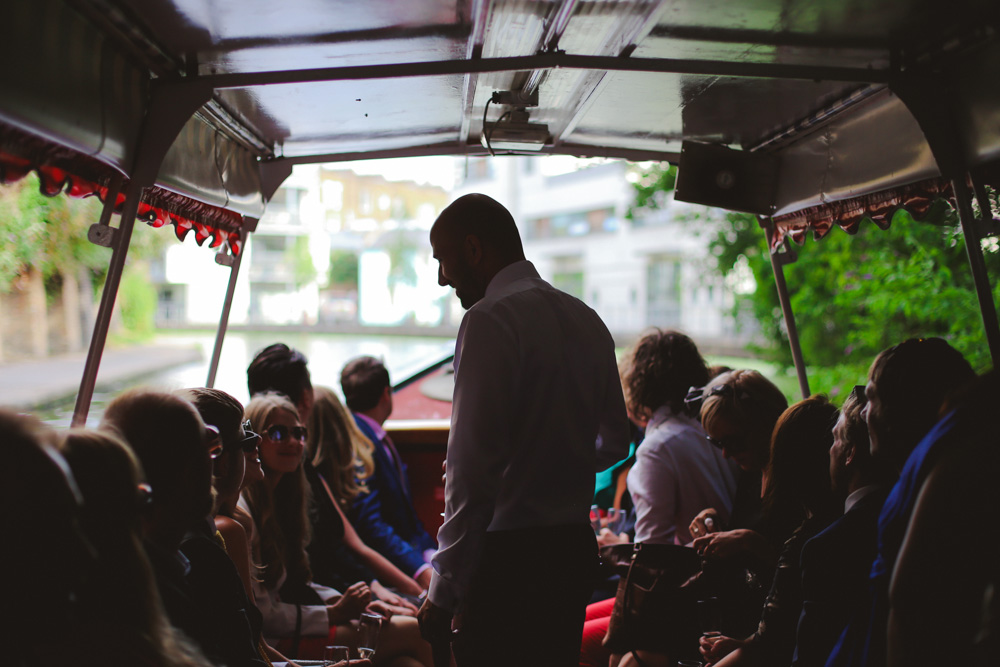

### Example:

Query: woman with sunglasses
xmin=241 ymin=392 xmax=434 ymax=666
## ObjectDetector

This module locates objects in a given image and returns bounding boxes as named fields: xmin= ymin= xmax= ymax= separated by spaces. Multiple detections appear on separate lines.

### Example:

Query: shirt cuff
xmin=428 ymin=569 xmax=462 ymax=614
xmin=413 ymin=563 xmax=432 ymax=580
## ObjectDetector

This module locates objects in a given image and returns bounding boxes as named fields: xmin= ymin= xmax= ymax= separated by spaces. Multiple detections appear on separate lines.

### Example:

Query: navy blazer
xmin=793 ymin=486 xmax=889 ymax=667
xmin=351 ymin=414 xmax=436 ymax=576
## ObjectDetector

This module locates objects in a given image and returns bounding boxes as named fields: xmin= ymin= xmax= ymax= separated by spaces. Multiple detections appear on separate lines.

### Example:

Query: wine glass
xmin=589 ymin=504 xmax=603 ymax=534
xmin=357 ymin=612 xmax=383 ymax=660
xmin=324 ymin=644 xmax=349 ymax=666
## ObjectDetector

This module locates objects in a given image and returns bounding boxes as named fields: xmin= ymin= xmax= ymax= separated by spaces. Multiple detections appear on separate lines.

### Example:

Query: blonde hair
xmin=307 ymin=386 xmax=375 ymax=506
xmin=242 ymin=392 xmax=313 ymax=589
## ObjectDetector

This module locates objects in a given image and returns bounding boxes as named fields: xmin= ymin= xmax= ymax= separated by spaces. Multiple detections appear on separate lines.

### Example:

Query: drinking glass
xmin=357 ymin=612 xmax=383 ymax=660
xmin=589 ymin=504 xmax=603 ymax=534
xmin=323 ymin=645 xmax=349 ymax=666
xmin=607 ymin=508 xmax=626 ymax=534
xmin=697 ymin=597 xmax=722 ymax=635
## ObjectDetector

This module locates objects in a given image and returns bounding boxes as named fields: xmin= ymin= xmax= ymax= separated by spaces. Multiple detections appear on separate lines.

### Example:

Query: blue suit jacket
xmin=795 ymin=486 xmax=889 ymax=667
xmin=351 ymin=414 xmax=437 ymax=576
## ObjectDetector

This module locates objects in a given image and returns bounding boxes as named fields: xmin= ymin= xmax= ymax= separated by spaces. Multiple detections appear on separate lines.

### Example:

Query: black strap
xmin=290 ymin=604 xmax=303 ymax=658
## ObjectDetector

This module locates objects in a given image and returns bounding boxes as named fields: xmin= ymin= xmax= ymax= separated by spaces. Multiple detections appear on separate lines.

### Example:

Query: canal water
xmin=40 ymin=330 xmax=455 ymax=427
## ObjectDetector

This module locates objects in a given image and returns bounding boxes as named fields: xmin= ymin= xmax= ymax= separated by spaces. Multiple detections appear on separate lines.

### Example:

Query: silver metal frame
xmin=762 ymin=217 xmax=812 ymax=400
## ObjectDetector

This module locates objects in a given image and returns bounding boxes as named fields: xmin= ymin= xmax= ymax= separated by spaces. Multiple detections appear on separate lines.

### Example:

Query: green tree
xmin=328 ymin=249 xmax=359 ymax=288
xmin=629 ymin=163 xmax=1000 ymax=398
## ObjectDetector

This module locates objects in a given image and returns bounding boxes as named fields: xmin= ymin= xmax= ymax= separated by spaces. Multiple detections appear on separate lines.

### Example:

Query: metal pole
xmin=71 ymin=184 xmax=142 ymax=426
xmin=71 ymin=81 xmax=214 ymax=426
xmin=953 ymin=175 xmax=1000 ymax=368
xmin=762 ymin=218 xmax=811 ymax=398
xmin=206 ymin=227 xmax=249 ymax=388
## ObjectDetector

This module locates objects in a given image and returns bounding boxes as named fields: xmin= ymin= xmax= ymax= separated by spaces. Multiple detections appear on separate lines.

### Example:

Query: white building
xmin=451 ymin=156 xmax=744 ymax=344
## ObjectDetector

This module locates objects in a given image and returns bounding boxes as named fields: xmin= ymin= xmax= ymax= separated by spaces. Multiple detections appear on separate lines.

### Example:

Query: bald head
xmin=430 ymin=193 xmax=526 ymax=309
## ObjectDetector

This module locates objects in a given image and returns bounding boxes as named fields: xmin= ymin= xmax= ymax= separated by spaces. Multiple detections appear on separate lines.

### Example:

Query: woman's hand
xmin=367 ymin=598 xmax=414 ymax=619
xmin=596 ymin=527 xmax=629 ymax=548
xmin=326 ymin=581 xmax=371 ymax=625
xmin=690 ymin=508 xmax=721 ymax=539
xmin=370 ymin=580 xmax=419 ymax=614
xmin=692 ymin=529 xmax=758 ymax=560
xmin=700 ymin=633 xmax=744 ymax=665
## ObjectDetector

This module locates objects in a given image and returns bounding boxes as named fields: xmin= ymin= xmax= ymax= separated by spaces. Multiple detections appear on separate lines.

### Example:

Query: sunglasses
xmin=264 ymin=424 xmax=308 ymax=443
xmin=235 ymin=419 xmax=262 ymax=453
xmin=706 ymin=432 xmax=751 ymax=454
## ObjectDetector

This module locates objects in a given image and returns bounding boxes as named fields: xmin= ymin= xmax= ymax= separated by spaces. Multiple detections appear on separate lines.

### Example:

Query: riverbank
xmin=0 ymin=343 xmax=202 ymax=411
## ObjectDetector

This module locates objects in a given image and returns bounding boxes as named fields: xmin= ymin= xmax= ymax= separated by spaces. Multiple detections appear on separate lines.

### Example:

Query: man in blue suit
xmin=341 ymin=356 xmax=436 ymax=589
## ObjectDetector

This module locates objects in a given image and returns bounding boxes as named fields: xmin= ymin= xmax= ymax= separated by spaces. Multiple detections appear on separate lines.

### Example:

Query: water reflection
xmin=42 ymin=331 xmax=454 ymax=428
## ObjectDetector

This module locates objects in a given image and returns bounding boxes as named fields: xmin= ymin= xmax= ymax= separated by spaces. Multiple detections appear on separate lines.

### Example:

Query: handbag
xmin=602 ymin=542 xmax=703 ymax=655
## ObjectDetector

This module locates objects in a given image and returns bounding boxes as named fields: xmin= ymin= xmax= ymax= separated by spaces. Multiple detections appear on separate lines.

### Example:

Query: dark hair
xmin=184 ymin=388 xmax=245 ymax=446
xmin=620 ymin=329 xmax=709 ymax=420
xmin=868 ymin=337 xmax=975 ymax=465
xmin=762 ymin=395 xmax=840 ymax=520
xmin=100 ymin=389 xmax=205 ymax=504
xmin=437 ymin=193 xmax=525 ymax=261
xmin=247 ymin=343 xmax=312 ymax=407
xmin=341 ymin=355 xmax=391 ymax=412
xmin=838 ymin=388 xmax=871 ymax=465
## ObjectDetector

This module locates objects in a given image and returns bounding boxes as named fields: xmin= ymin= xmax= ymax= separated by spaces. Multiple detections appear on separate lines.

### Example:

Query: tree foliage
xmin=328 ymin=249 xmax=359 ymax=288
xmin=630 ymin=163 xmax=1000 ymax=398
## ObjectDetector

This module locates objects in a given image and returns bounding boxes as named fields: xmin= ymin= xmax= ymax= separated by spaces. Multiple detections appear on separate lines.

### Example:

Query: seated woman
xmin=241 ymin=392 xmax=433 ymax=666
xmin=580 ymin=330 xmax=739 ymax=667
xmin=699 ymin=396 xmax=840 ymax=667
xmin=306 ymin=386 xmax=425 ymax=603
xmin=58 ymin=427 xmax=213 ymax=667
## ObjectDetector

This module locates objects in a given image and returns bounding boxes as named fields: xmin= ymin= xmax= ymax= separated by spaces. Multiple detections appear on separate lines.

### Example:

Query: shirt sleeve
xmin=629 ymin=440 xmax=679 ymax=544
xmin=429 ymin=308 xmax=518 ymax=613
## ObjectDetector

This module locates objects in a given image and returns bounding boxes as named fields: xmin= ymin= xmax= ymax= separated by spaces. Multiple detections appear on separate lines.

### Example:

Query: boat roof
xmin=2 ymin=0 xmax=999 ymax=245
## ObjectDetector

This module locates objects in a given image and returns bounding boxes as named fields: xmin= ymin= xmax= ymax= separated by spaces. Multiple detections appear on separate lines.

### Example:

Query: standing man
xmin=418 ymin=193 xmax=630 ymax=666
xmin=341 ymin=355 xmax=437 ymax=588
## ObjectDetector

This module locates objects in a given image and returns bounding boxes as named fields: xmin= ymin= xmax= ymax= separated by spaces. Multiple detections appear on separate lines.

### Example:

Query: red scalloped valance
xmin=769 ymin=178 xmax=954 ymax=251
xmin=0 ymin=149 xmax=243 ymax=256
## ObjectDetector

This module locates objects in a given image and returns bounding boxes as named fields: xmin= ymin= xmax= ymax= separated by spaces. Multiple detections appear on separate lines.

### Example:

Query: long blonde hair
xmin=307 ymin=386 xmax=375 ymax=506
xmin=242 ymin=392 xmax=313 ymax=589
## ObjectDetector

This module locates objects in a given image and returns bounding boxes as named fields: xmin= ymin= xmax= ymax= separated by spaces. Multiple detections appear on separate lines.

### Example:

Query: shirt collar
xmin=355 ymin=411 xmax=387 ymax=442
xmin=844 ymin=483 xmax=882 ymax=513
xmin=484 ymin=260 xmax=540 ymax=299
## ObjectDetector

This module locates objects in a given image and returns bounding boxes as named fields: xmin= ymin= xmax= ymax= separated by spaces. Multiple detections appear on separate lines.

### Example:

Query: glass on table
xmin=323 ymin=645 xmax=349 ymax=666
xmin=357 ymin=612 xmax=383 ymax=660
xmin=589 ymin=504 xmax=603 ymax=534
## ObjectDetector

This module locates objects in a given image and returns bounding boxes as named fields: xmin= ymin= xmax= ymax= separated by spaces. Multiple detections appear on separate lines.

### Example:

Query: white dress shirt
xmin=628 ymin=405 xmax=740 ymax=545
xmin=429 ymin=260 xmax=630 ymax=613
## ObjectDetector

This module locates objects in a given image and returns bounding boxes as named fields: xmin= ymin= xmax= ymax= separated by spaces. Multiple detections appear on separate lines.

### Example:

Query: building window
xmin=647 ymin=256 xmax=681 ymax=326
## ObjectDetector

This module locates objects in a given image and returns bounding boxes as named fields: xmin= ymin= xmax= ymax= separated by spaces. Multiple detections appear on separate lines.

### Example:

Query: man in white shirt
xmin=417 ymin=193 xmax=630 ymax=666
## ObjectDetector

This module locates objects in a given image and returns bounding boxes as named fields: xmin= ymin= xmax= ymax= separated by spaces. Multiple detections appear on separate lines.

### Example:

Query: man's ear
xmin=844 ymin=441 xmax=857 ymax=467
xmin=463 ymin=234 xmax=483 ymax=265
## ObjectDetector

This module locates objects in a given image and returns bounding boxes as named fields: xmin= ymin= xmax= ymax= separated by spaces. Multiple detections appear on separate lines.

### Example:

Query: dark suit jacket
xmin=793 ymin=486 xmax=889 ymax=667
xmin=351 ymin=414 xmax=436 ymax=575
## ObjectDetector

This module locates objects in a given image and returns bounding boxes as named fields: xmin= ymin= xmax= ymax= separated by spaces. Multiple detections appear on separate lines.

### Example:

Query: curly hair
xmin=307 ymin=386 xmax=375 ymax=506
xmin=242 ymin=393 xmax=313 ymax=589
xmin=620 ymin=329 xmax=709 ymax=421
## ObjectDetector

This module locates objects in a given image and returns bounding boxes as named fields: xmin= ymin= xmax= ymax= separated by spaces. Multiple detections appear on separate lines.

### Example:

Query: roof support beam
xmin=458 ymin=0 xmax=492 ymax=146
xmin=162 ymin=53 xmax=891 ymax=92
xmin=206 ymin=225 xmax=250 ymax=389
xmin=762 ymin=217 xmax=811 ymax=400
xmin=264 ymin=141 xmax=680 ymax=166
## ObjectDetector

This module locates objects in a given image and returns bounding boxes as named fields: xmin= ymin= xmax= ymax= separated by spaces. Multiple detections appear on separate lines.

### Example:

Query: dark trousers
xmin=453 ymin=523 xmax=598 ymax=667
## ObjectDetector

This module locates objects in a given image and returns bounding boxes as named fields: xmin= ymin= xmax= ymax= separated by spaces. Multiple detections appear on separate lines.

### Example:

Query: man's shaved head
xmin=430 ymin=193 xmax=526 ymax=309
